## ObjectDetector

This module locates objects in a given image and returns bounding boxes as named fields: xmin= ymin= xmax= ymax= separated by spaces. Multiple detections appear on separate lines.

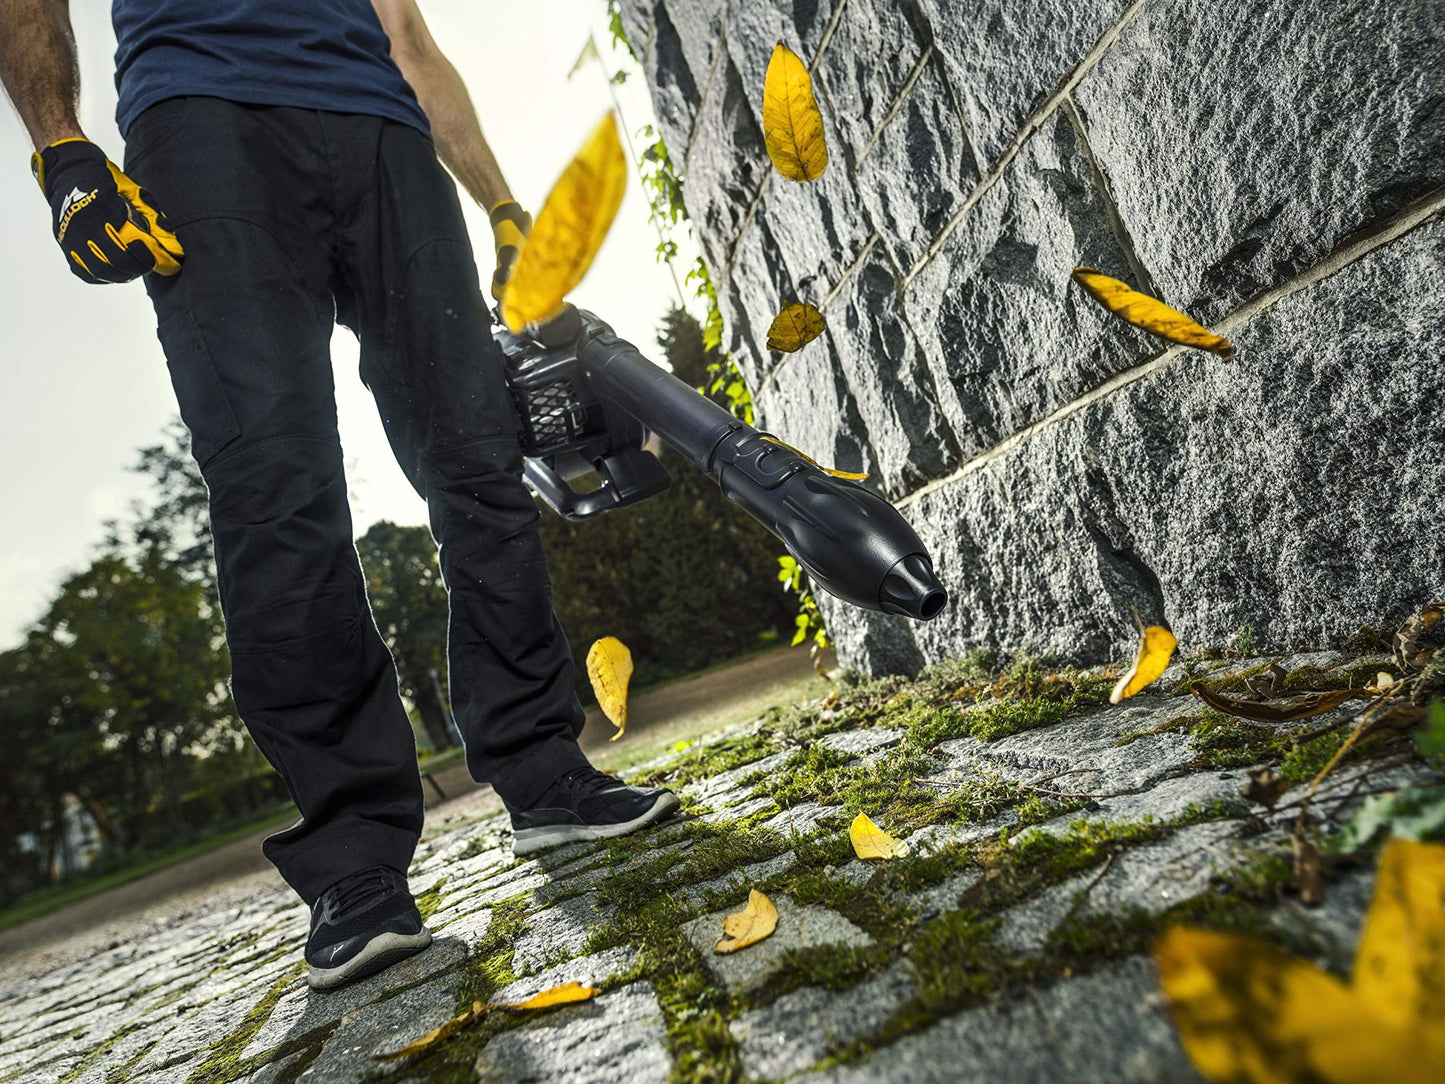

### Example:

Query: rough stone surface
xmin=511 ymin=893 xmax=614 ymax=975
xmin=298 ymin=975 xmax=457 ymax=1082
xmin=684 ymin=898 xmax=872 ymax=993
xmin=476 ymin=982 xmax=670 ymax=1084
xmin=915 ymin=0 xmax=1134 ymax=169
xmin=1073 ymin=0 xmax=1445 ymax=322
xmin=856 ymin=57 xmax=980 ymax=272
xmin=628 ymin=0 xmax=1443 ymax=675
xmin=905 ymin=223 xmax=1445 ymax=669
xmin=731 ymin=961 xmax=916 ymax=1080
xmin=904 ymin=109 xmax=1154 ymax=460
xmin=794 ymin=957 xmax=1202 ymax=1083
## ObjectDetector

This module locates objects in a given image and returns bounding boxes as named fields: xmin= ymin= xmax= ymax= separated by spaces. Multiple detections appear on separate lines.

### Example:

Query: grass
xmin=0 ymin=807 xmax=295 ymax=933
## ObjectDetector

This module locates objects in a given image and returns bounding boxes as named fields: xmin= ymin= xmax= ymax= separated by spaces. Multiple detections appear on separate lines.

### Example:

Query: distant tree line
xmin=0 ymin=309 xmax=790 ymax=903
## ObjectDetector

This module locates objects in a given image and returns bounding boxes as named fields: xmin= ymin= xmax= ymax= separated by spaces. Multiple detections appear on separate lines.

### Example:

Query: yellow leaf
xmin=714 ymin=888 xmax=778 ymax=954
xmin=373 ymin=1001 xmax=486 ymax=1062
xmin=762 ymin=42 xmax=828 ymax=182
xmin=1156 ymin=839 xmax=1445 ymax=1083
xmin=1352 ymin=839 xmax=1445 ymax=1038
xmin=1155 ymin=928 xmax=1400 ymax=1084
xmin=586 ymin=636 xmax=633 ymax=741
xmin=499 ymin=981 xmax=598 ymax=1011
xmin=850 ymin=812 xmax=909 ymax=860
xmin=761 ymin=435 xmax=868 ymax=481
xmin=1110 ymin=625 xmax=1177 ymax=703
xmin=766 ymin=301 xmax=825 ymax=352
xmin=502 ymin=112 xmax=628 ymax=332
xmin=1071 ymin=267 xmax=1235 ymax=360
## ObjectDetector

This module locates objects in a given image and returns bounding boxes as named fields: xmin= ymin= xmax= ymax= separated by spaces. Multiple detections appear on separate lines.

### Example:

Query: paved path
xmin=0 ymin=645 xmax=1431 ymax=1083
xmin=0 ymin=646 xmax=825 ymax=965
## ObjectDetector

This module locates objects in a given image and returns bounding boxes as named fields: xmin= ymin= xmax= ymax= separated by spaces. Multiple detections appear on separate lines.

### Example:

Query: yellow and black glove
xmin=488 ymin=199 xmax=531 ymax=301
xmin=31 ymin=138 xmax=184 ymax=284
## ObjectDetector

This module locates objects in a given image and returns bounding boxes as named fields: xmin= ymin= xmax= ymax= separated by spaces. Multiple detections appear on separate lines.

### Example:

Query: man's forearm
xmin=0 ymin=0 xmax=85 ymax=150
xmin=393 ymin=41 xmax=511 ymax=210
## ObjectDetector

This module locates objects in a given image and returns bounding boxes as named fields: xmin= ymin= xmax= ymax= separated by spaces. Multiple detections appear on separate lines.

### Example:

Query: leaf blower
xmin=493 ymin=305 xmax=947 ymax=622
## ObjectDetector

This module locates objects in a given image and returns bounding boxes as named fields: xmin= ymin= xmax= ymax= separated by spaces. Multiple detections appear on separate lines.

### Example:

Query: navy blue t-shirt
xmin=112 ymin=0 xmax=431 ymax=138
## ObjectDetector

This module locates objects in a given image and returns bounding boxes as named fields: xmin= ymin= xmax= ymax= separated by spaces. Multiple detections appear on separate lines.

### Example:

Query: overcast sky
xmin=0 ymin=0 xmax=700 ymax=648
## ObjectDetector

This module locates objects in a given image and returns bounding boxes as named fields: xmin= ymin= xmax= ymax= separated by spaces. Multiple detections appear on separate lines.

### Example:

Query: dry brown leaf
xmin=586 ymin=636 xmax=633 ymax=741
xmin=1111 ymin=625 xmax=1177 ymax=703
xmin=1395 ymin=600 xmax=1445 ymax=671
xmin=1356 ymin=702 xmax=1428 ymax=746
xmin=761 ymin=435 xmax=868 ymax=480
xmin=849 ymin=812 xmax=910 ymax=860
xmin=715 ymin=889 xmax=778 ymax=954
xmin=1072 ymin=267 xmax=1235 ymax=360
xmin=1243 ymin=663 xmax=1288 ymax=699
xmin=1157 ymin=839 xmax=1445 ymax=1082
xmin=1293 ymin=834 xmax=1325 ymax=905
xmin=502 ymin=112 xmax=627 ymax=332
xmin=1240 ymin=765 xmax=1289 ymax=809
xmin=498 ymin=981 xmax=598 ymax=1011
xmin=762 ymin=42 xmax=828 ymax=182
xmin=766 ymin=301 xmax=825 ymax=352
xmin=1191 ymin=683 xmax=1356 ymax=722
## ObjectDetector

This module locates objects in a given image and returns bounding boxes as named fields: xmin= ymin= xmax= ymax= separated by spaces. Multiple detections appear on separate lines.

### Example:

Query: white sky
xmin=0 ymin=0 xmax=700 ymax=648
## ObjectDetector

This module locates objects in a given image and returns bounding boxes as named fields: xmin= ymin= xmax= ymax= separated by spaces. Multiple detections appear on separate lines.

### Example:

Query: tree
xmin=356 ymin=521 xmax=454 ymax=750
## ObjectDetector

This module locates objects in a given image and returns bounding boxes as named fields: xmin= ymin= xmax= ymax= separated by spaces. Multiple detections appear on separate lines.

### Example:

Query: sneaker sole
xmin=307 ymin=928 xmax=433 ymax=991
xmin=512 ymin=791 xmax=682 ymax=856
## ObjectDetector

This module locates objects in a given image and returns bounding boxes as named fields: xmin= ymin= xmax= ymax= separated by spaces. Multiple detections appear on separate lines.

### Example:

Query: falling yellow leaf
xmin=1110 ymin=625 xmax=1177 ymax=703
xmin=762 ymin=42 xmax=828 ymax=182
xmin=502 ymin=112 xmax=627 ymax=332
xmin=761 ymin=435 xmax=868 ymax=481
xmin=1071 ymin=267 xmax=1234 ymax=360
xmin=373 ymin=982 xmax=598 ymax=1061
xmin=586 ymin=636 xmax=633 ymax=741
xmin=850 ymin=812 xmax=909 ymax=860
xmin=766 ymin=301 xmax=826 ymax=352
xmin=1156 ymin=838 xmax=1445 ymax=1083
xmin=499 ymin=981 xmax=598 ymax=1011
xmin=715 ymin=889 xmax=778 ymax=954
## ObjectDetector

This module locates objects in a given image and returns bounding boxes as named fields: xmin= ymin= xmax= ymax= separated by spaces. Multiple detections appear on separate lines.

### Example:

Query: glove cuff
xmin=488 ymin=200 xmax=532 ymax=234
xmin=31 ymin=138 xmax=103 ymax=197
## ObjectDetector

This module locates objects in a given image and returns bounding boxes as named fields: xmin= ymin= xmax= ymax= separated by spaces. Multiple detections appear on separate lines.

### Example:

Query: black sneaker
xmin=509 ymin=766 xmax=681 ymax=856
xmin=305 ymin=866 xmax=432 ymax=991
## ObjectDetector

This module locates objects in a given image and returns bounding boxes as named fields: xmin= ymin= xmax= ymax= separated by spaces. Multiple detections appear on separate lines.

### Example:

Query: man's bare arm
xmin=372 ymin=0 xmax=512 ymax=210
xmin=0 ymin=0 xmax=85 ymax=150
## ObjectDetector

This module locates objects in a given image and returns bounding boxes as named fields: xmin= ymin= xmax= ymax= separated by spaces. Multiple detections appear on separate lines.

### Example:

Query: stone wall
xmin=619 ymin=0 xmax=1445 ymax=674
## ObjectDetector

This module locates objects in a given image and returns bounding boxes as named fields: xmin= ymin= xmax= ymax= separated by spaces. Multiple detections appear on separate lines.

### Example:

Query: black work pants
xmin=126 ymin=97 xmax=588 ymax=905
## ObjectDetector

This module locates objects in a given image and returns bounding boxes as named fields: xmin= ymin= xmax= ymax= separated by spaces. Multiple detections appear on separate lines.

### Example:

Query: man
xmin=0 ymin=0 xmax=679 ymax=990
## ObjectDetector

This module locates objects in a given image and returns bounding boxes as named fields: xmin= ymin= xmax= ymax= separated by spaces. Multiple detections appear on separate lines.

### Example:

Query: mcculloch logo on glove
xmin=32 ymin=138 xmax=183 ymax=284
xmin=56 ymin=185 xmax=98 ymax=244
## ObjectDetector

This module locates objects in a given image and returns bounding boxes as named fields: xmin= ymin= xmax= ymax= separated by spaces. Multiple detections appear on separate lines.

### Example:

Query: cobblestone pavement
xmin=1 ymin=647 xmax=1433 ymax=1083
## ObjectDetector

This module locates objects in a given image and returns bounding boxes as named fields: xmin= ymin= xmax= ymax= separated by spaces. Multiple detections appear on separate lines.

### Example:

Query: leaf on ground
xmin=1071 ymin=267 xmax=1235 ymax=360
xmin=502 ymin=112 xmax=627 ymax=332
xmin=586 ymin=636 xmax=633 ymax=740
xmin=1110 ymin=625 xmax=1177 ymax=703
xmin=498 ymin=981 xmax=598 ymax=1011
xmin=1191 ymin=683 xmax=1356 ymax=722
xmin=1292 ymin=834 xmax=1325 ymax=905
xmin=1356 ymin=701 xmax=1428 ymax=745
xmin=761 ymin=435 xmax=868 ymax=480
xmin=373 ymin=1001 xmax=486 ymax=1062
xmin=1240 ymin=765 xmax=1289 ymax=809
xmin=850 ymin=812 xmax=910 ymax=860
xmin=1243 ymin=662 xmax=1288 ymax=699
xmin=715 ymin=889 xmax=778 ymax=954
xmin=1395 ymin=600 xmax=1445 ymax=671
xmin=766 ymin=301 xmax=826 ymax=352
xmin=1158 ymin=838 xmax=1445 ymax=1083
xmin=762 ymin=42 xmax=828 ymax=182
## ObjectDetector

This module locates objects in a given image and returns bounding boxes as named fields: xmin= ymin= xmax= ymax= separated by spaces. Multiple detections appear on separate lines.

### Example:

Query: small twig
xmin=1059 ymin=851 xmax=1118 ymax=926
